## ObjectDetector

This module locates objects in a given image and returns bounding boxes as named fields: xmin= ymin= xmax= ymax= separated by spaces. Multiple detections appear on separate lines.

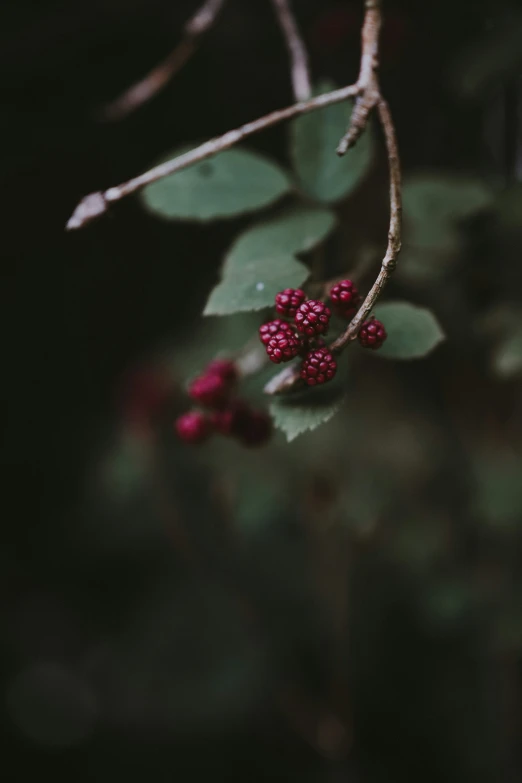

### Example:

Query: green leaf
xmin=492 ymin=329 xmax=522 ymax=379
xmin=403 ymin=173 xmax=493 ymax=248
xmin=226 ymin=205 xmax=337 ymax=269
xmin=141 ymin=146 xmax=292 ymax=221
xmin=290 ymin=81 xmax=374 ymax=203
xmin=396 ymin=244 xmax=459 ymax=285
xmin=473 ymin=453 xmax=522 ymax=530
xmin=204 ymin=254 xmax=309 ymax=315
xmin=373 ymin=301 xmax=445 ymax=360
xmin=203 ymin=205 xmax=336 ymax=315
xmin=270 ymin=386 xmax=345 ymax=442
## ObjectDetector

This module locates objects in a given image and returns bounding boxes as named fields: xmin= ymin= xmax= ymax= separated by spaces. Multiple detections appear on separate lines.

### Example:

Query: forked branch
xmin=266 ymin=0 xmax=402 ymax=395
xmin=337 ymin=0 xmax=381 ymax=155
xmin=66 ymin=84 xmax=359 ymax=230
xmin=66 ymin=0 xmax=401 ymax=400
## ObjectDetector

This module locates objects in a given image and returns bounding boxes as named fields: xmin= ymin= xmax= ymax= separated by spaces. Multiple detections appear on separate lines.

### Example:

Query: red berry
xmin=259 ymin=319 xmax=294 ymax=346
xmin=188 ymin=372 xmax=230 ymax=408
xmin=266 ymin=328 xmax=301 ymax=364
xmin=295 ymin=300 xmax=331 ymax=337
xmin=329 ymin=279 xmax=361 ymax=318
xmin=175 ymin=411 xmax=212 ymax=444
xmin=275 ymin=288 xmax=306 ymax=318
xmin=206 ymin=358 xmax=237 ymax=383
xmin=238 ymin=409 xmax=273 ymax=447
xmin=210 ymin=400 xmax=249 ymax=437
xmin=300 ymin=347 xmax=337 ymax=386
xmin=358 ymin=317 xmax=387 ymax=350
xmin=212 ymin=403 xmax=272 ymax=447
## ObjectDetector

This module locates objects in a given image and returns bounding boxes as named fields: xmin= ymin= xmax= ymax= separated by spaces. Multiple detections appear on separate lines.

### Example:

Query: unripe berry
xmin=275 ymin=288 xmax=306 ymax=318
xmin=300 ymin=347 xmax=337 ymax=386
xmin=295 ymin=300 xmax=331 ymax=337
xmin=175 ymin=411 xmax=212 ymax=443
xmin=259 ymin=319 xmax=294 ymax=346
xmin=266 ymin=329 xmax=301 ymax=364
xmin=188 ymin=372 xmax=230 ymax=409
xmin=358 ymin=317 xmax=387 ymax=350
xmin=206 ymin=358 xmax=237 ymax=383
xmin=329 ymin=279 xmax=361 ymax=318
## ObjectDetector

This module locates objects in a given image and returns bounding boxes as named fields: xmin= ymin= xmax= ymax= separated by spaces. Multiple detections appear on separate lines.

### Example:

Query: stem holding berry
xmin=265 ymin=1 xmax=402 ymax=395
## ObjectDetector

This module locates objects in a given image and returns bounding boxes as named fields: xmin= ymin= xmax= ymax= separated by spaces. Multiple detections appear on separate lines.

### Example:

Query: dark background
xmin=1 ymin=1 xmax=522 ymax=781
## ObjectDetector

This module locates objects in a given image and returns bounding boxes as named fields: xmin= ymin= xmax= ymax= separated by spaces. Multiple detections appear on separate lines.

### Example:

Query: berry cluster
xmin=260 ymin=282 xmax=388 ymax=388
xmin=259 ymin=289 xmax=337 ymax=386
xmin=175 ymin=359 xmax=272 ymax=447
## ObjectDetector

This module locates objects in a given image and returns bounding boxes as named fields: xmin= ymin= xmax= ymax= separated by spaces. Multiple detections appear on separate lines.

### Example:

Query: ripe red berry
xmin=358 ymin=317 xmax=387 ymax=350
xmin=300 ymin=347 xmax=337 ymax=386
xmin=238 ymin=409 xmax=273 ymax=447
xmin=206 ymin=358 xmax=237 ymax=383
xmin=329 ymin=279 xmax=361 ymax=318
xmin=266 ymin=328 xmax=301 ymax=364
xmin=259 ymin=319 xmax=294 ymax=346
xmin=275 ymin=288 xmax=306 ymax=318
xmin=188 ymin=372 xmax=230 ymax=409
xmin=295 ymin=300 xmax=331 ymax=337
xmin=175 ymin=411 xmax=212 ymax=444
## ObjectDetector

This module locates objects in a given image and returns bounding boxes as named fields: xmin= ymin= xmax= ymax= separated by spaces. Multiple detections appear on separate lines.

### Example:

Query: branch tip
xmin=66 ymin=191 xmax=108 ymax=231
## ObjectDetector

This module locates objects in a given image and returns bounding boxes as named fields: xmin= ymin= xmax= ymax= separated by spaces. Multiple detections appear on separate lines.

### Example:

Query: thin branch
xmin=330 ymin=99 xmax=402 ymax=349
xmin=265 ymin=98 xmax=401 ymax=395
xmin=337 ymin=0 xmax=381 ymax=155
xmin=66 ymin=84 xmax=359 ymax=230
xmin=265 ymin=9 xmax=402 ymax=397
xmin=271 ymin=0 xmax=312 ymax=101
xmin=100 ymin=0 xmax=227 ymax=122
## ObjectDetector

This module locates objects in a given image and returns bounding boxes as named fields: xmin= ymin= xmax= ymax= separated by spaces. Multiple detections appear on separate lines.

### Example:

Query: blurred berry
xmin=175 ymin=411 xmax=212 ymax=444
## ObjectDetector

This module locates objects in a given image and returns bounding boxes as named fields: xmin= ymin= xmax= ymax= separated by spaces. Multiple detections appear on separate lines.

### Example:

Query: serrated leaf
xmin=226 ymin=205 xmax=337 ymax=270
xmin=373 ymin=301 xmax=445 ymax=360
xmin=270 ymin=387 xmax=345 ymax=442
xmin=290 ymin=81 xmax=374 ymax=203
xmin=141 ymin=146 xmax=291 ymax=221
xmin=204 ymin=254 xmax=308 ymax=315
xmin=204 ymin=205 xmax=336 ymax=315
xmin=403 ymin=173 xmax=493 ymax=248
xmin=492 ymin=329 xmax=522 ymax=378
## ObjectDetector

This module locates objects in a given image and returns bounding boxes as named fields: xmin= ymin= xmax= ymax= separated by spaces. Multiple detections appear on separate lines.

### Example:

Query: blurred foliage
xmin=3 ymin=1 xmax=522 ymax=782
xmin=290 ymin=81 xmax=374 ymax=203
